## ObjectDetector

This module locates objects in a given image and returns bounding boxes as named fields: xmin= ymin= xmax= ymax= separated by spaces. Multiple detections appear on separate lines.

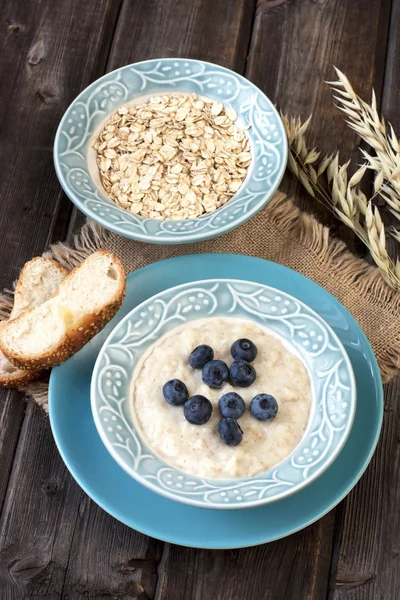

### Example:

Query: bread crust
xmin=0 ymin=250 xmax=126 ymax=370
xmin=0 ymin=354 xmax=42 ymax=387
xmin=0 ymin=257 xmax=69 ymax=387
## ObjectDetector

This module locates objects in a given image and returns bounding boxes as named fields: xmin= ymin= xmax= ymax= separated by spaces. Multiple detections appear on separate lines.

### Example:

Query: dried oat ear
xmin=91 ymin=93 xmax=251 ymax=221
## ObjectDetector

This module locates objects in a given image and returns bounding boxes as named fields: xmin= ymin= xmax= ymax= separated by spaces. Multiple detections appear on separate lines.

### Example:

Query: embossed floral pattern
xmin=91 ymin=280 xmax=356 ymax=509
xmin=55 ymin=59 xmax=287 ymax=243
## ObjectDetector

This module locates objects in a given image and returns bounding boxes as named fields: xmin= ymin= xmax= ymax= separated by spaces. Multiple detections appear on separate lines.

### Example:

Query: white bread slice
xmin=0 ymin=250 xmax=126 ymax=370
xmin=11 ymin=257 xmax=68 ymax=318
xmin=0 ymin=258 xmax=68 ymax=387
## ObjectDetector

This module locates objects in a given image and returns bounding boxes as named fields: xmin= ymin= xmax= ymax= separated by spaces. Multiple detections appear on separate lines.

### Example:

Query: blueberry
xmin=202 ymin=359 xmax=229 ymax=388
xmin=229 ymin=360 xmax=256 ymax=387
xmin=184 ymin=395 xmax=213 ymax=425
xmin=217 ymin=418 xmax=243 ymax=446
xmin=162 ymin=379 xmax=189 ymax=406
xmin=189 ymin=344 xmax=214 ymax=369
xmin=218 ymin=392 xmax=245 ymax=419
xmin=250 ymin=394 xmax=278 ymax=421
xmin=231 ymin=338 xmax=258 ymax=362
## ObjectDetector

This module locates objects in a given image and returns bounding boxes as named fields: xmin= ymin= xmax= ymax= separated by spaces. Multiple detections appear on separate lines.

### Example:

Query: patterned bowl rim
xmin=53 ymin=58 xmax=288 ymax=244
xmin=91 ymin=278 xmax=357 ymax=510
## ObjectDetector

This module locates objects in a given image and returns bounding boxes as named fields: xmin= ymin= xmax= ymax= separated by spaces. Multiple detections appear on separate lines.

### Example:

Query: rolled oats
xmin=92 ymin=93 xmax=251 ymax=220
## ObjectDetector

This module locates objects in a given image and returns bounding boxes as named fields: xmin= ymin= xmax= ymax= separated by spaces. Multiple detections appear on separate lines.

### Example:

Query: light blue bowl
xmin=91 ymin=279 xmax=356 ymax=510
xmin=54 ymin=59 xmax=287 ymax=244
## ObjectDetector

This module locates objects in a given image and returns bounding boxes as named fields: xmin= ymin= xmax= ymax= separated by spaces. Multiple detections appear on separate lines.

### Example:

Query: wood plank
xmin=381 ymin=0 xmax=400 ymax=124
xmin=155 ymin=514 xmax=336 ymax=600
xmin=248 ymin=0 xmax=390 ymax=153
xmin=0 ymin=391 xmax=26 ymax=517
xmin=330 ymin=1 xmax=400 ymax=597
xmin=329 ymin=381 xmax=400 ymax=599
xmin=61 ymin=499 xmax=163 ymax=600
xmin=247 ymin=0 xmax=391 ymax=244
xmin=0 ymin=402 xmax=83 ymax=598
xmin=108 ymin=0 xmax=255 ymax=72
xmin=0 ymin=0 xmax=120 ymax=287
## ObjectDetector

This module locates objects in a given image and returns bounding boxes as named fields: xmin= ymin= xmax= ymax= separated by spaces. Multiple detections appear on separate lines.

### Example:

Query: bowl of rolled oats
xmin=54 ymin=59 xmax=287 ymax=244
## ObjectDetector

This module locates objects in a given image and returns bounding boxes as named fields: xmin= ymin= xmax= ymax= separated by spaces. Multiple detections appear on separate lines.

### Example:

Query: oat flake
xmin=92 ymin=94 xmax=251 ymax=220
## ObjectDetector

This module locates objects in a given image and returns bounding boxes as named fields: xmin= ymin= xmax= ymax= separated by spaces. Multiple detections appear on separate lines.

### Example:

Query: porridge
xmin=91 ymin=94 xmax=251 ymax=220
xmin=131 ymin=317 xmax=312 ymax=480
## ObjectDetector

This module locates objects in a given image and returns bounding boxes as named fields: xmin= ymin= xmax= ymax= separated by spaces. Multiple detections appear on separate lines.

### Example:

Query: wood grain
xmin=329 ymin=380 xmax=400 ymax=599
xmin=0 ymin=392 xmax=25 ymax=517
xmin=108 ymin=0 xmax=255 ymax=72
xmin=0 ymin=0 xmax=127 ymax=538
xmin=249 ymin=0 xmax=390 ymax=152
xmin=0 ymin=402 xmax=83 ymax=598
xmin=155 ymin=514 xmax=336 ymax=600
xmin=330 ymin=1 xmax=400 ymax=597
xmin=61 ymin=499 xmax=163 ymax=599
xmin=247 ymin=0 xmax=391 ymax=245
xmin=0 ymin=0 xmax=121 ymax=286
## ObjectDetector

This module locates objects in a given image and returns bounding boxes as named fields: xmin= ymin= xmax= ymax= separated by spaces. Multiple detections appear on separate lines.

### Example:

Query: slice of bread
xmin=0 ymin=250 xmax=126 ymax=370
xmin=11 ymin=257 xmax=68 ymax=318
xmin=0 ymin=258 xmax=68 ymax=387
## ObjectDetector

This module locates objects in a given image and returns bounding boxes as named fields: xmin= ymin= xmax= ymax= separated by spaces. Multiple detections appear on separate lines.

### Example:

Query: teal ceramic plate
xmin=53 ymin=59 xmax=287 ymax=244
xmin=91 ymin=279 xmax=356 ymax=509
xmin=49 ymin=254 xmax=383 ymax=548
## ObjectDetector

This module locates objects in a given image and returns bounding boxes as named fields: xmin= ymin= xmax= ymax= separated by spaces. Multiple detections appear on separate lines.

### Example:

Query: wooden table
xmin=0 ymin=1 xmax=399 ymax=598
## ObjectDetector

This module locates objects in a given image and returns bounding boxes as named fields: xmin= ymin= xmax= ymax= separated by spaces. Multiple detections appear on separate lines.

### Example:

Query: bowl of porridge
xmin=91 ymin=279 xmax=356 ymax=510
xmin=54 ymin=58 xmax=287 ymax=244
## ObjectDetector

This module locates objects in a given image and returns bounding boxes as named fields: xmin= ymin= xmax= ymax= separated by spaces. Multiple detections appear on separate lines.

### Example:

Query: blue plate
xmin=49 ymin=254 xmax=383 ymax=549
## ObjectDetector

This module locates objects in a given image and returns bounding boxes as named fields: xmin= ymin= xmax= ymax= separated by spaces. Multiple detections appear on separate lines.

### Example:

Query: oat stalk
xmin=282 ymin=114 xmax=400 ymax=290
xmin=328 ymin=67 xmax=400 ymax=222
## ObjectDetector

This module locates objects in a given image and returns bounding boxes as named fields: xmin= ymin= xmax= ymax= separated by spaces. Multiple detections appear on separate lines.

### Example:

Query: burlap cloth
xmin=2 ymin=191 xmax=399 ymax=409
